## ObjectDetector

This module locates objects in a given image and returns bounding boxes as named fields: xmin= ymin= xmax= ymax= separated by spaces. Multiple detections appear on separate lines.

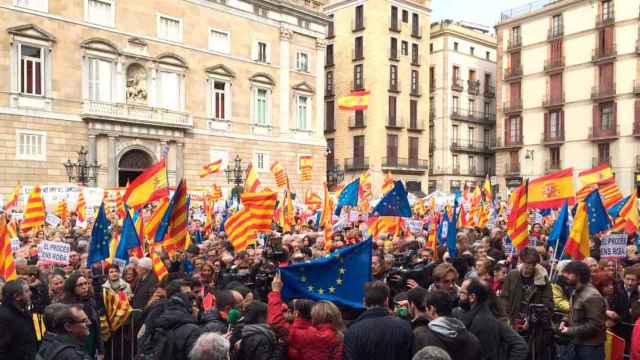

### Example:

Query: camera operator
xmin=499 ymin=247 xmax=554 ymax=360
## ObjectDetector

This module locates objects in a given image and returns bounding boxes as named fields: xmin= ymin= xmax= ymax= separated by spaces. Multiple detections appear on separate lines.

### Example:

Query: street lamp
xmin=224 ymin=155 xmax=245 ymax=197
xmin=63 ymin=146 xmax=100 ymax=186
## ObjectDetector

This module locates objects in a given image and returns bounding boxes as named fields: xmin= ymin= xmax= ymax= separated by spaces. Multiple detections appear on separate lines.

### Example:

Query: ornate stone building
xmin=0 ymin=0 xmax=329 ymax=197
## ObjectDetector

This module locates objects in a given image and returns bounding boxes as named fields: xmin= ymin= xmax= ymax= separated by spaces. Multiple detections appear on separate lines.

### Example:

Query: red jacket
xmin=268 ymin=291 xmax=343 ymax=360
xmin=632 ymin=317 xmax=640 ymax=360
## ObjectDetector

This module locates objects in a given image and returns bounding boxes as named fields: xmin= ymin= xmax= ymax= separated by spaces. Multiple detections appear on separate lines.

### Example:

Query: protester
xmin=62 ymin=271 xmax=103 ymax=358
xmin=0 ymin=279 xmax=38 ymax=360
xmin=102 ymin=263 xmax=133 ymax=299
xmin=188 ymin=332 xmax=230 ymax=360
xmin=36 ymin=303 xmax=93 ymax=360
xmin=132 ymin=258 xmax=157 ymax=311
xmin=412 ymin=346 xmax=452 ymax=360
xmin=231 ymin=300 xmax=280 ymax=360
xmin=459 ymin=278 xmax=500 ymax=359
xmin=407 ymin=286 xmax=431 ymax=354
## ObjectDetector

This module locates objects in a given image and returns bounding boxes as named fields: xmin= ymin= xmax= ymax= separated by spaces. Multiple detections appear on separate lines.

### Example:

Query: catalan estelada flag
xmin=300 ymin=156 xmax=313 ymax=182
xmin=527 ymin=168 xmax=575 ymax=209
xmin=244 ymin=163 xmax=261 ymax=193
xmin=123 ymin=159 xmax=169 ymax=209
xmin=241 ymin=191 xmax=277 ymax=234
xmin=337 ymin=90 xmax=370 ymax=111
xmin=75 ymin=190 xmax=86 ymax=222
xmin=579 ymin=163 xmax=614 ymax=186
xmin=199 ymin=159 xmax=223 ymax=178
xmin=598 ymin=181 xmax=623 ymax=209
xmin=3 ymin=183 xmax=20 ymax=212
xmin=564 ymin=202 xmax=590 ymax=260
xmin=54 ymin=200 xmax=69 ymax=223
xmin=144 ymin=198 xmax=169 ymax=242
xmin=382 ymin=172 xmax=394 ymax=194
xmin=612 ymin=195 xmax=639 ymax=233
xmin=270 ymin=161 xmax=288 ymax=188
xmin=162 ymin=179 xmax=188 ymax=253
xmin=150 ymin=246 xmax=168 ymax=281
xmin=0 ymin=215 xmax=17 ymax=281
xmin=224 ymin=208 xmax=255 ymax=251
xmin=507 ymin=183 xmax=529 ymax=251
xmin=22 ymin=186 xmax=46 ymax=232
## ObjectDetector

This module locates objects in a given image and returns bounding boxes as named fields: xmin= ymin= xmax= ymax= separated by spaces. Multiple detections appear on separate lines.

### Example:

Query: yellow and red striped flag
xmin=150 ymin=246 xmax=168 ymax=281
xmin=477 ymin=205 xmax=489 ymax=228
xmin=599 ymin=181 xmax=623 ymax=209
xmin=115 ymin=191 xmax=126 ymax=219
xmin=3 ymin=183 xmax=20 ymax=212
xmin=612 ymin=195 xmax=639 ymax=233
xmin=241 ymin=191 xmax=277 ymax=234
xmin=483 ymin=175 xmax=493 ymax=202
xmin=22 ymin=186 xmax=46 ymax=233
xmin=382 ymin=172 xmax=394 ymax=194
xmin=54 ymin=200 xmax=69 ymax=223
xmin=605 ymin=330 xmax=625 ymax=360
xmin=565 ymin=202 xmax=590 ymax=260
xmin=337 ymin=90 xmax=370 ymax=111
xmin=507 ymin=183 xmax=529 ymax=251
xmin=7 ymin=219 xmax=17 ymax=240
xmin=101 ymin=287 xmax=132 ymax=337
xmin=304 ymin=189 xmax=322 ymax=210
xmin=123 ymin=159 xmax=169 ymax=209
xmin=244 ymin=163 xmax=261 ymax=193
xmin=300 ymin=156 xmax=313 ymax=182
xmin=199 ymin=159 xmax=223 ymax=178
xmin=368 ymin=216 xmax=402 ymax=238
xmin=0 ymin=215 xmax=17 ymax=281
xmin=281 ymin=189 xmax=295 ymax=233
xmin=162 ymin=179 xmax=188 ymax=254
xmin=579 ymin=164 xmax=614 ymax=186
xmin=144 ymin=198 xmax=170 ymax=243
xmin=211 ymin=184 xmax=223 ymax=202
xmin=576 ymin=184 xmax=598 ymax=203
xmin=319 ymin=183 xmax=333 ymax=228
xmin=75 ymin=190 xmax=86 ymax=222
xmin=224 ymin=208 xmax=255 ymax=252
xmin=270 ymin=161 xmax=288 ymax=188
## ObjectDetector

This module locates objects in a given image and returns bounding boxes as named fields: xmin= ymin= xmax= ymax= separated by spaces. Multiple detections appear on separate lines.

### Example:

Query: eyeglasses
xmin=70 ymin=317 xmax=91 ymax=325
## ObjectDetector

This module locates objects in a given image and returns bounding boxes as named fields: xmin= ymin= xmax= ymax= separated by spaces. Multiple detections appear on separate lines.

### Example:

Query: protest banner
xmin=46 ymin=214 xmax=61 ymax=227
xmin=20 ymin=184 xmax=104 ymax=211
xmin=37 ymin=241 xmax=71 ymax=265
xmin=349 ymin=210 xmax=359 ymax=223
xmin=407 ymin=220 xmax=423 ymax=234
xmin=600 ymin=234 xmax=628 ymax=259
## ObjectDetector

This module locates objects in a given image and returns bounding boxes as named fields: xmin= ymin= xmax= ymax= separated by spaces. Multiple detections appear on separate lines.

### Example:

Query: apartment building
xmin=495 ymin=0 xmax=640 ymax=197
xmin=428 ymin=20 xmax=497 ymax=194
xmin=0 ymin=0 xmax=329 ymax=196
xmin=324 ymin=0 xmax=431 ymax=195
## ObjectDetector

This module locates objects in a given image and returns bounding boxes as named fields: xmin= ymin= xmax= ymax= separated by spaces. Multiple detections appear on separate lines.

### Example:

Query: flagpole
xmin=549 ymin=233 xmax=563 ymax=280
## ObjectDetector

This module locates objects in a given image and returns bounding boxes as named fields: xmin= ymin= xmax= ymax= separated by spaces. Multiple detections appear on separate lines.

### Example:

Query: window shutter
xmin=635 ymin=100 xmax=640 ymax=125
xmin=560 ymin=110 xmax=564 ymax=138
xmin=544 ymin=112 xmax=549 ymax=135
xmin=98 ymin=60 xmax=112 ymax=102
xmin=504 ymin=119 xmax=509 ymax=145
xmin=604 ymin=26 xmax=613 ymax=49
xmin=613 ymin=101 xmax=617 ymax=128
xmin=593 ymin=103 xmax=600 ymax=131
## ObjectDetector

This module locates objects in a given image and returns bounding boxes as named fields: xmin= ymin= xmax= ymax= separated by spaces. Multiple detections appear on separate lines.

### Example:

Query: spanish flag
xmin=604 ymin=330 xmax=625 ymax=360
xmin=527 ymin=168 xmax=575 ymax=209
xmin=123 ymin=159 xmax=169 ymax=209
xmin=199 ymin=159 xmax=223 ymax=178
xmin=270 ymin=161 xmax=288 ymax=188
xmin=382 ymin=172 xmax=394 ymax=194
xmin=75 ymin=190 xmax=86 ymax=222
xmin=3 ymin=183 xmax=20 ymax=212
xmin=244 ymin=163 xmax=261 ymax=193
xmin=22 ymin=186 xmax=46 ymax=232
xmin=300 ymin=156 xmax=313 ymax=182
xmin=507 ymin=183 xmax=529 ymax=250
xmin=337 ymin=90 xmax=370 ymax=111
xmin=564 ymin=202 xmax=590 ymax=260
xmin=579 ymin=163 xmax=614 ymax=186
xmin=0 ymin=215 xmax=17 ymax=281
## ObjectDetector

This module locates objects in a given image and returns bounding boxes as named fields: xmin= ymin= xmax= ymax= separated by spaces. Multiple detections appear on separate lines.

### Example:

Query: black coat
xmin=418 ymin=316 xmax=482 ymax=360
xmin=411 ymin=315 xmax=431 ymax=355
xmin=343 ymin=307 xmax=414 ymax=360
xmin=35 ymin=332 xmax=92 ymax=360
xmin=150 ymin=294 xmax=203 ymax=360
xmin=462 ymin=303 xmax=500 ymax=360
xmin=0 ymin=302 xmax=38 ymax=360
xmin=133 ymin=272 xmax=158 ymax=310
xmin=202 ymin=308 xmax=229 ymax=334
xmin=232 ymin=323 xmax=279 ymax=360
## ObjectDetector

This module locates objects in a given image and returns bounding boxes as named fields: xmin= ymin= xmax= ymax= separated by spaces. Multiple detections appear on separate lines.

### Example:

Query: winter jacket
xmin=267 ymin=291 xmax=343 ymax=360
xmin=552 ymin=283 xmax=570 ymax=313
xmin=62 ymin=294 xmax=103 ymax=357
xmin=35 ymin=332 xmax=92 ymax=360
xmin=419 ymin=316 xmax=482 ymax=360
xmin=149 ymin=293 xmax=203 ymax=360
xmin=132 ymin=272 xmax=158 ymax=310
xmin=202 ymin=308 xmax=229 ymax=334
xmin=102 ymin=278 xmax=133 ymax=299
xmin=233 ymin=323 xmax=279 ymax=360
xmin=499 ymin=265 xmax=553 ymax=326
xmin=496 ymin=321 xmax=527 ymax=360
xmin=0 ymin=302 xmax=38 ymax=360
xmin=411 ymin=315 xmax=431 ymax=355
xmin=564 ymin=283 xmax=606 ymax=346
xmin=462 ymin=302 xmax=500 ymax=360
xmin=343 ymin=307 xmax=413 ymax=360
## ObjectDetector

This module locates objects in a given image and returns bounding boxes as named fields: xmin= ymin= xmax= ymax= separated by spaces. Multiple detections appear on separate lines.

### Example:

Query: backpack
xmin=136 ymin=324 xmax=179 ymax=360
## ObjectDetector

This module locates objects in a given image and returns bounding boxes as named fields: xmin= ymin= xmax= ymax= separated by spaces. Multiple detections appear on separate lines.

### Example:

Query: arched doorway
xmin=118 ymin=149 xmax=153 ymax=187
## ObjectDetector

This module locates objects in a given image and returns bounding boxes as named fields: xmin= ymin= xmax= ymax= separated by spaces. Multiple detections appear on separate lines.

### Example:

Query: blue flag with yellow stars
xmin=334 ymin=178 xmax=360 ymax=216
xmin=372 ymin=180 xmax=412 ymax=218
xmin=88 ymin=203 xmax=112 ymax=265
xmin=584 ymin=189 xmax=611 ymax=235
xmin=280 ymin=237 xmax=372 ymax=309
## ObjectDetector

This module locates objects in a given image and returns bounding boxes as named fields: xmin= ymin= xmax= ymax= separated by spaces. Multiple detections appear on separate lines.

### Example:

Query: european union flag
xmin=585 ymin=190 xmax=611 ymax=235
xmin=548 ymin=201 xmax=570 ymax=259
xmin=372 ymin=181 xmax=412 ymax=218
xmin=88 ymin=203 xmax=111 ymax=265
xmin=334 ymin=178 xmax=360 ymax=216
xmin=280 ymin=237 xmax=372 ymax=309
xmin=115 ymin=205 xmax=140 ymax=263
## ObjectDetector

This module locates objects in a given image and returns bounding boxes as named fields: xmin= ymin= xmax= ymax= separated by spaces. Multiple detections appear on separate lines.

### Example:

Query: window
xmin=354 ymin=110 xmax=364 ymax=127
xmin=511 ymin=26 xmax=521 ymax=45
xmin=401 ymin=41 xmax=408 ymax=56
xmin=469 ymin=156 xmax=475 ymax=172
xmin=390 ymin=38 xmax=398 ymax=59
xmin=411 ymin=70 xmax=419 ymax=94
xmin=452 ymin=125 xmax=459 ymax=142
xmin=411 ymin=13 xmax=420 ymax=36
xmin=602 ymin=0 xmax=613 ymax=20
xmin=452 ymin=96 xmax=459 ymax=112
xmin=296 ymin=95 xmax=310 ymax=130
xmin=454 ymin=42 xmax=459 ymax=51
xmin=598 ymin=143 xmax=610 ymax=164
xmin=157 ymin=15 xmax=182 ymax=42
xmin=254 ymin=5 xmax=268 ymax=17
xmin=484 ymin=156 xmax=491 ymax=174
xmin=430 ymin=43 xmax=434 ymax=53
xmin=16 ymin=130 xmax=46 ymax=161
xmin=429 ymin=67 xmax=435 ymax=90
xmin=254 ymin=41 xmax=270 ymax=63
xmin=550 ymin=147 xmax=560 ymax=168
xmin=390 ymin=6 xmax=399 ymax=30
xmin=354 ymin=64 xmax=364 ymax=89
xmin=508 ymin=117 xmax=521 ymax=144
xmin=452 ymin=65 xmax=460 ymax=81
xmin=326 ymin=44 xmax=334 ymax=66
xmin=387 ymin=134 xmax=398 ymax=164
xmin=211 ymin=80 xmax=230 ymax=120
xmin=20 ymin=45 xmax=44 ymax=96
xmin=354 ymin=36 xmax=364 ymax=59
xmin=412 ymin=43 xmax=419 ymax=64
xmin=468 ymin=127 xmax=475 ymax=143
xmin=87 ymin=58 xmax=112 ymax=102
xmin=298 ymin=18 xmax=310 ymax=29
xmin=601 ymin=102 xmax=614 ymax=129
xmin=388 ymin=96 xmax=397 ymax=124
xmin=86 ymin=0 xmax=114 ymax=27
xmin=15 ymin=0 xmax=47 ymax=12
xmin=354 ymin=135 xmax=365 ymax=163
xmin=325 ymin=100 xmax=335 ymax=131
xmin=402 ymin=9 xmax=409 ymax=23
xmin=354 ymin=5 xmax=364 ymax=30
xmin=470 ymin=46 xmax=475 ymax=55
xmin=410 ymin=99 xmax=418 ymax=128
xmin=326 ymin=71 xmax=334 ymax=95
xmin=468 ymin=99 xmax=475 ymax=112
xmin=484 ymin=128 xmax=490 ymax=144
xmin=453 ymin=154 xmax=459 ymax=169
xmin=409 ymin=137 xmax=419 ymax=163
xmin=296 ymin=52 xmax=309 ymax=72
xmin=486 ymin=51 xmax=490 ymax=60
xmin=328 ymin=15 xmax=335 ymax=38
xmin=158 ymin=71 xmax=181 ymax=111
xmin=209 ymin=29 xmax=230 ymax=53
xmin=389 ymin=65 xmax=398 ymax=90
xmin=254 ymin=152 xmax=269 ymax=172
xmin=551 ymin=14 xmax=563 ymax=37
xmin=254 ymin=87 xmax=270 ymax=125
xmin=549 ymin=110 xmax=560 ymax=137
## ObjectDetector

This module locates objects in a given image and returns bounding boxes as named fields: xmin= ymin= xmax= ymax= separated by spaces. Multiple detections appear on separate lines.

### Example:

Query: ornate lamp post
xmin=63 ymin=146 xmax=100 ymax=186
xmin=224 ymin=155 xmax=245 ymax=197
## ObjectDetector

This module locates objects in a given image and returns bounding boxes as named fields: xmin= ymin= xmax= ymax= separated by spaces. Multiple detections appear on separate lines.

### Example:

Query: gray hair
xmin=189 ymin=332 xmax=230 ymax=360
xmin=412 ymin=346 xmax=452 ymax=360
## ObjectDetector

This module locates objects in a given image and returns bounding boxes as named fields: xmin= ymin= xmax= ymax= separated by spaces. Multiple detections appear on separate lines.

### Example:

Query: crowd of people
xmin=1 ymin=200 xmax=640 ymax=360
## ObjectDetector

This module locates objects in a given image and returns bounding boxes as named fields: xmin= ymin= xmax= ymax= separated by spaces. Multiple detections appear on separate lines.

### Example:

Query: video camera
xmin=386 ymin=250 xmax=429 ymax=293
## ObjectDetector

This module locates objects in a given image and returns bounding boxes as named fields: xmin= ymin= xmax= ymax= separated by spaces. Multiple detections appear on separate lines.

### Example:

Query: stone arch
xmin=156 ymin=52 xmax=188 ymax=68
xmin=80 ymin=38 xmax=120 ymax=55
xmin=249 ymin=72 xmax=276 ymax=86
xmin=117 ymin=146 xmax=156 ymax=187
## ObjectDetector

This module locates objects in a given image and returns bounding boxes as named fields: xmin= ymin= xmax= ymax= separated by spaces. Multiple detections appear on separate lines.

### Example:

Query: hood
xmin=428 ymin=316 xmax=466 ymax=338
xmin=242 ymin=323 xmax=276 ymax=342
xmin=154 ymin=293 xmax=197 ymax=330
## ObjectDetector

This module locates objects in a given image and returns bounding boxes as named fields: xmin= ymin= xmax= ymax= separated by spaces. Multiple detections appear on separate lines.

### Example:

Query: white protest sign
xmin=12 ymin=212 xmax=23 ymax=221
xmin=10 ymin=239 xmax=20 ymax=253
xmin=600 ymin=233 xmax=628 ymax=259
xmin=46 ymin=214 xmax=61 ymax=227
xmin=349 ymin=211 xmax=359 ymax=223
xmin=407 ymin=220 xmax=423 ymax=234
xmin=37 ymin=241 xmax=71 ymax=265
xmin=85 ymin=207 xmax=95 ymax=219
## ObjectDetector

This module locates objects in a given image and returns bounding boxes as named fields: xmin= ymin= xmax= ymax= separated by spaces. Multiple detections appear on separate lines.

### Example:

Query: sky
xmin=431 ymin=0 xmax=534 ymax=28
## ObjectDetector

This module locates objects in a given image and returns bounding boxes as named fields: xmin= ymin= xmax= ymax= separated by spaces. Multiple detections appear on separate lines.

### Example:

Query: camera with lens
xmin=386 ymin=250 xmax=429 ymax=294
xmin=263 ymin=234 xmax=288 ymax=263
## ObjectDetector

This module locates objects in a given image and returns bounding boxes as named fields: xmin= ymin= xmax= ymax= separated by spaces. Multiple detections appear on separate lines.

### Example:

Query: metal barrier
xmin=106 ymin=309 xmax=143 ymax=360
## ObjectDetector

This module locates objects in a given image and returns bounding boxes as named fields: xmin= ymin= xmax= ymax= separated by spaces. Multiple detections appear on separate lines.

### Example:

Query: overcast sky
xmin=431 ymin=0 xmax=535 ymax=28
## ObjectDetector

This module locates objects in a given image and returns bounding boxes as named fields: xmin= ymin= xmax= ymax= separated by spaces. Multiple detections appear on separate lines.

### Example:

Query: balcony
xmin=351 ymin=79 xmax=365 ymax=91
xmin=386 ymin=116 xmax=404 ymax=129
xmin=595 ymin=12 xmax=615 ymax=28
xmin=545 ymin=160 xmax=562 ymax=174
xmin=352 ymin=17 xmax=365 ymax=32
xmin=504 ymin=66 xmax=523 ymax=81
xmin=411 ymin=55 xmax=421 ymax=66
xmin=349 ymin=114 xmax=366 ymax=129
xmin=495 ymin=135 xmax=523 ymax=149
xmin=467 ymin=80 xmax=480 ymax=96
xmin=589 ymin=125 xmax=619 ymax=141
xmin=507 ymin=37 xmax=522 ymax=52
xmin=407 ymin=119 xmax=424 ymax=132
xmin=503 ymin=100 xmax=523 ymax=115
xmin=450 ymin=139 xmax=494 ymax=153
xmin=542 ymin=92 xmax=565 ymax=108
xmin=451 ymin=78 xmax=464 ymax=92
xmin=81 ymin=101 xmax=193 ymax=128
xmin=411 ymin=25 xmax=422 ymax=39
xmin=591 ymin=84 xmax=616 ymax=100
xmin=352 ymin=48 xmax=364 ymax=61
xmin=592 ymin=156 xmax=611 ymax=168
xmin=382 ymin=157 xmax=428 ymax=173
xmin=505 ymin=162 xmax=521 ymax=175
xmin=450 ymin=108 xmax=495 ymax=124
xmin=344 ymin=157 xmax=369 ymax=172
xmin=484 ymin=85 xmax=496 ymax=98
xmin=410 ymin=85 xmax=421 ymax=97
xmin=389 ymin=80 xmax=401 ymax=93
xmin=389 ymin=17 xmax=400 ymax=32
xmin=542 ymin=129 xmax=565 ymax=144
xmin=389 ymin=48 xmax=399 ymax=61
xmin=592 ymin=45 xmax=617 ymax=63
xmin=547 ymin=26 xmax=564 ymax=41
xmin=544 ymin=57 xmax=565 ymax=73
xmin=634 ymin=80 xmax=640 ymax=96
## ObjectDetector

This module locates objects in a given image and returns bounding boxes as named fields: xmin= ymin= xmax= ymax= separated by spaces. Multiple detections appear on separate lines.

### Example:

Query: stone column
xmin=176 ymin=142 xmax=184 ymax=181
xmin=315 ymin=39 xmax=326 ymax=139
xmin=107 ymin=136 xmax=118 ymax=187
xmin=279 ymin=26 xmax=292 ymax=133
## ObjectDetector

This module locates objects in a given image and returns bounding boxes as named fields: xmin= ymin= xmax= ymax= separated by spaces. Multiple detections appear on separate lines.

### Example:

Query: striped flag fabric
xmin=241 ymin=191 xmax=277 ymax=233
xmin=244 ymin=163 xmax=261 ymax=193
xmin=0 ymin=215 xmax=17 ymax=281
xmin=224 ymin=208 xmax=255 ymax=251
xmin=211 ymin=184 xmax=223 ymax=201
xmin=612 ymin=195 xmax=639 ymax=233
xmin=579 ymin=164 xmax=614 ymax=186
xmin=22 ymin=186 xmax=46 ymax=232
xmin=304 ymin=189 xmax=322 ymax=209
xmin=300 ymin=156 xmax=313 ymax=181
xmin=123 ymin=159 xmax=169 ymax=209
xmin=150 ymin=246 xmax=168 ymax=281
xmin=199 ymin=159 xmax=223 ymax=178
xmin=75 ymin=190 xmax=86 ymax=222
xmin=163 ymin=179 xmax=189 ymax=253
xmin=144 ymin=198 xmax=169 ymax=242
xmin=605 ymin=330 xmax=625 ymax=360
xmin=368 ymin=216 xmax=402 ymax=238
xmin=54 ymin=200 xmax=69 ymax=223
xmin=3 ymin=183 xmax=20 ymax=211
xmin=270 ymin=161 xmax=288 ymax=188
xmin=115 ymin=191 xmax=125 ymax=219
xmin=576 ymin=184 xmax=598 ymax=203
xmin=507 ymin=183 xmax=529 ymax=251
xmin=337 ymin=90 xmax=370 ymax=111
xmin=382 ymin=172 xmax=394 ymax=194
xmin=101 ymin=287 xmax=132 ymax=338
xmin=565 ymin=202 xmax=590 ymax=260
xmin=599 ymin=181 xmax=623 ymax=209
